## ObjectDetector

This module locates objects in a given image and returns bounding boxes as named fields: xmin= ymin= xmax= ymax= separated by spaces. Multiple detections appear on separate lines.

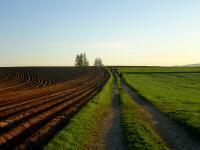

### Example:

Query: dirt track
xmin=87 ymin=79 xmax=125 ymax=150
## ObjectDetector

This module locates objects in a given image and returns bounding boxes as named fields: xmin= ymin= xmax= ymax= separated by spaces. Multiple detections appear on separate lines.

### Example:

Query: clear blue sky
xmin=0 ymin=0 xmax=200 ymax=66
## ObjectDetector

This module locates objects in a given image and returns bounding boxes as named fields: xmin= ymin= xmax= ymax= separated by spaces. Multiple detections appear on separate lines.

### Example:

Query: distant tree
xmin=83 ymin=53 xmax=89 ymax=66
xmin=79 ymin=53 xmax=83 ymax=66
xmin=75 ymin=53 xmax=89 ymax=66
xmin=94 ymin=58 xmax=103 ymax=66
xmin=75 ymin=54 xmax=79 ymax=66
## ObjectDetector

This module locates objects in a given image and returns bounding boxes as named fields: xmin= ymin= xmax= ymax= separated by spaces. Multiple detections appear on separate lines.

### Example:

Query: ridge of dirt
xmin=86 ymin=82 xmax=125 ymax=150
xmin=122 ymin=80 xmax=200 ymax=150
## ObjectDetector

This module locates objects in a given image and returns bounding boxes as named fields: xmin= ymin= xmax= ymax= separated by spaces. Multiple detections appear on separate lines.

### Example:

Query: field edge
xmin=43 ymin=71 xmax=113 ymax=150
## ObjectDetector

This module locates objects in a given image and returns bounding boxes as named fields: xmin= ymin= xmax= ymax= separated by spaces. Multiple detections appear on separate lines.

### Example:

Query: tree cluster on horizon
xmin=75 ymin=53 xmax=89 ymax=66
xmin=75 ymin=53 xmax=103 ymax=67
xmin=94 ymin=58 xmax=103 ymax=66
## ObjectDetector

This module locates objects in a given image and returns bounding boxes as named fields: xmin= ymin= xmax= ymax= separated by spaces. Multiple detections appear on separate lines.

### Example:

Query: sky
xmin=0 ymin=0 xmax=200 ymax=66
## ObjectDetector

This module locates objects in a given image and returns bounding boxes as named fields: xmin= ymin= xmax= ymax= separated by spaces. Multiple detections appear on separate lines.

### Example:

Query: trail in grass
xmin=122 ymin=79 xmax=200 ymax=150
xmin=86 ymin=80 xmax=125 ymax=150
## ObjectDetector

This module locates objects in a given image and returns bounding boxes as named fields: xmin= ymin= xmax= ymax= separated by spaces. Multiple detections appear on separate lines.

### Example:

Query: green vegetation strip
xmin=120 ymin=88 xmax=169 ymax=150
xmin=44 ymin=74 xmax=113 ymax=150
xmin=119 ymin=67 xmax=200 ymax=74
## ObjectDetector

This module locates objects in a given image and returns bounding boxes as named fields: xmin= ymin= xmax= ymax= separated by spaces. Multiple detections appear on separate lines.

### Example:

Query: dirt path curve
xmin=86 ymin=79 xmax=126 ymax=150
xmin=122 ymin=80 xmax=200 ymax=150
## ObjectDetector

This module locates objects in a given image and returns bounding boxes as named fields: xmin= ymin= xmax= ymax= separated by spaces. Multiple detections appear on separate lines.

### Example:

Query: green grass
xmin=120 ymin=88 xmax=169 ymax=150
xmin=116 ymin=73 xmax=122 ymax=89
xmin=44 ymin=73 xmax=113 ymax=150
xmin=119 ymin=66 xmax=200 ymax=74
xmin=119 ymin=67 xmax=200 ymax=142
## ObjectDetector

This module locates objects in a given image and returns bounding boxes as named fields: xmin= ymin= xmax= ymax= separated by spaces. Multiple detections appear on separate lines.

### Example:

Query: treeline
xmin=75 ymin=53 xmax=103 ymax=67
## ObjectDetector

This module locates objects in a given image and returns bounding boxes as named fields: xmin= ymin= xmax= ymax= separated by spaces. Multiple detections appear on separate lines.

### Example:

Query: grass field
xmin=119 ymin=67 xmax=200 ymax=142
xmin=119 ymin=88 xmax=169 ymax=150
xmin=119 ymin=66 xmax=200 ymax=74
xmin=44 ymin=72 xmax=113 ymax=150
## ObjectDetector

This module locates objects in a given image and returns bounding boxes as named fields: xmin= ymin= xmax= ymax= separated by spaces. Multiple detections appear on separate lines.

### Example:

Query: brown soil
xmin=0 ymin=67 xmax=109 ymax=149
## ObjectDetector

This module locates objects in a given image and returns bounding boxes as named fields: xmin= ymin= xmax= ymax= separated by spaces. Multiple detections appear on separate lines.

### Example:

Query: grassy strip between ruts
xmin=119 ymin=87 xmax=169 ymax=150
xmin=44 ymin=72 xmax=113 ymax=150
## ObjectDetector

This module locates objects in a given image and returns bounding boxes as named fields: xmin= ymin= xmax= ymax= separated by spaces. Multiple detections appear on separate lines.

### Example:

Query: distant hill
xmin=183 ymin=63 xmax=200 ymax=67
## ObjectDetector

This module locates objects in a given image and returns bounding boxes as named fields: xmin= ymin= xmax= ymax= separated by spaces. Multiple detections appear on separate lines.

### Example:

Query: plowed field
xmin=0 ymin=67 xmax=109 ymax=150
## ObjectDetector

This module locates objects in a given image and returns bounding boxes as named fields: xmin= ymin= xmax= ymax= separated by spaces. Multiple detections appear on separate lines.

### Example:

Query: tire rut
xmin=105 ymin=83 xmax=125 ymax=150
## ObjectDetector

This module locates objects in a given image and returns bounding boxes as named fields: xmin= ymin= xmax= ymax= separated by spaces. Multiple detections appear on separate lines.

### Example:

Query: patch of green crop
xmin=44 ymin=72 xmax=113 ymax=150
xmin=120 ymin=89 xmax=169 ymax=150
xmin=122 ymin=68 xmax=200 ymax=142
xmin=118 ymin=66 xmax=200 ymax=74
